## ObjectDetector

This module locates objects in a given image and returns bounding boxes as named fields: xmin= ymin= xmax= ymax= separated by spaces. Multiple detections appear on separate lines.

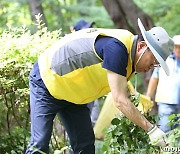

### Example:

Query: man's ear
xmin=137 ymin=41 xmax=146 ymax=52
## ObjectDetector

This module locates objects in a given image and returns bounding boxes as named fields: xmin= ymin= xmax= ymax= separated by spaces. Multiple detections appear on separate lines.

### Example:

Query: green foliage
xmin=64 ymin=0 xmax=114 ymax=29
xmin=102 ymin=94 xmax=160 ymax=154
xmin=167 ymin=114 xmax=180 ymax=147
xmin=0 ymin=0 xmax=32 ymax=33
xmin=0 ymin=127 xmax=30 ymax=153
xmin=0 ymin=0 xmax=114 ymax=34
xmin=0 ymin=14 xmax=61 ymax=153
xmin=101 ymin=94 xmax=180 ymax=154
xmin=134 ymin=0 xmax=180 ymax=36
xmin=42 ymin=0 xmax=114 ymax=34
xmin=0 ymin=0 xmax=179 ymax=35
xmin=102 ymin=115 xmax=160 ymax=154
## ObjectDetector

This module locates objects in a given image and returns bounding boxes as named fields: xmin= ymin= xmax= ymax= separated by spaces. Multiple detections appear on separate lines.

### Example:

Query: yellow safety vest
xmin=38 ymin=28 xmax=135 ymax=104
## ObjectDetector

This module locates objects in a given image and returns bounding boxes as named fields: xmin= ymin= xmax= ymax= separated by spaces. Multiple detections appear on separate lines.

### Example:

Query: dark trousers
xmin=26 ymin=68 xmax=95 ymax=154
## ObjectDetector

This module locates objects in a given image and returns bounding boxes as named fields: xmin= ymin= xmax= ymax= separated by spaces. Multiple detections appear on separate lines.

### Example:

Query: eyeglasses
xmin=147 ymin=47 xmax=161 ymax=67
xmin=152 ymin=59 xmax=160 ymax=67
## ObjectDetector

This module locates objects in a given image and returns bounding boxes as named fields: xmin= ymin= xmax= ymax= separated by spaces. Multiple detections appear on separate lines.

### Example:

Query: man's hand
xmin=148 ymin=125 xmax=168 ymax=147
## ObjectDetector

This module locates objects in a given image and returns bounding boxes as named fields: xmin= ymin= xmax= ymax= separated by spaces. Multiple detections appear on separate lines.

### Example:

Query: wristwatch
xmin=147 ymin=124 xmax=156 ymax=133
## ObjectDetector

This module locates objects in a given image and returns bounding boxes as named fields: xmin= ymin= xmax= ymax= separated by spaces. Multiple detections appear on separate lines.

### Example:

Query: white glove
xmin=147 ymin=125 xmax=168 ymax=147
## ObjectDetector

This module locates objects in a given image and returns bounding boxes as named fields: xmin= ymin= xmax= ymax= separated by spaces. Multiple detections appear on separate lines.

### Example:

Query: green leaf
xmin=168 ymin=114 xmax=176 ymax=120
xmin=111 ymin=118 xmax=120 ymax=125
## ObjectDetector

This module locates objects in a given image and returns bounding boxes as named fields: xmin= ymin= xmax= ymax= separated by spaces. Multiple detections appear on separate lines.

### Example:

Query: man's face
xmin=135 ymin=42 xmax=159 ymax=73
xmin=174 ymin=45 xmax=180 ymax=59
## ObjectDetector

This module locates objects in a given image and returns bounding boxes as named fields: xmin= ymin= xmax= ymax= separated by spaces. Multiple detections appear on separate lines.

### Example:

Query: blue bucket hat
xmin=73 ymin=19 xmax=95 ymax=31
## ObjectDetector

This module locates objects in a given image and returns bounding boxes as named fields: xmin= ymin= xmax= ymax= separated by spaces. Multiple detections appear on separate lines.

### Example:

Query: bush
xmin=102 ymin=95 xmax=180 ymax=154
xmin=102 ymin=115 xmax=160 ymax=154
xmin=0 ymin=14 xmax=61 ymax=153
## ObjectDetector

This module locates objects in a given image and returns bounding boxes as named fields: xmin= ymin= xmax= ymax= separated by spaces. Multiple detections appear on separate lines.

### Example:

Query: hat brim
xmin=138 ymin=18 xmax=170 ymax=76
xmin=83 ymin=22 xmax=95 ymax=29
xmin=173 ymin=35 xmax=180 ymax=45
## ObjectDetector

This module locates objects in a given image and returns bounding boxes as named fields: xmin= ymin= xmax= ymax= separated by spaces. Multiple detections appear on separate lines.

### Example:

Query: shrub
xmin=0 ymin=14 xmax=61 ymax=153
xmin=102 ymin=94 xmax=180 ymax=154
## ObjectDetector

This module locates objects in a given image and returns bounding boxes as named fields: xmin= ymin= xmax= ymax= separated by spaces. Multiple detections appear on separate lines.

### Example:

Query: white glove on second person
xmin=147 ymin=125 xmax=168 ymax=147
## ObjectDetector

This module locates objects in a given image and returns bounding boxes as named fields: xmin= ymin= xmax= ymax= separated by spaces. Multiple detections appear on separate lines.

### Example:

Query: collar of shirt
xmin=131 ymin=35 xmax=138 ymax=72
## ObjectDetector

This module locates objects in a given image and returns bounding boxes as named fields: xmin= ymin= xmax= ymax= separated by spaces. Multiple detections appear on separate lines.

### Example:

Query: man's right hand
xmin=147 ymin=125 xmax=168 ymax=147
